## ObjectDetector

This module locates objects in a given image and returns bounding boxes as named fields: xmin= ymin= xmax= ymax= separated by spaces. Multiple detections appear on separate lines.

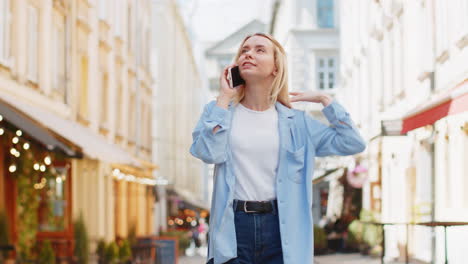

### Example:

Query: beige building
xmin=339 ymin=0 xmax=468 ymax=263
xmin=151 ymin=0 xmax=211 ymax=233
xmin=0 ymin=0 xmax=157 ymax=259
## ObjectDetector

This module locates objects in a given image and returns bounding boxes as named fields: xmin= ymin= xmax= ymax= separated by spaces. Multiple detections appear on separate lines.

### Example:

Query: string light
xmin=23 ymin=143 xmax=30 ymax=150
xmin=0 ymin=114 xmax=3 ymax=121
xmin=9 ymin=165 xmax=16 ymax=173
xmin=33 ymin=163 xmax=40 ymax=171
xmin=16 ymin=130 xmax=22 ymax=137
xmin=44 ymin=156 xmax=52 ymax=165
xmin=12 ymin=137 xmax=19 ymax=144
xmin=0 ymin=128 xmax=4 ymax=135
xmin=40 ymin=165 xmax=46 ymax=172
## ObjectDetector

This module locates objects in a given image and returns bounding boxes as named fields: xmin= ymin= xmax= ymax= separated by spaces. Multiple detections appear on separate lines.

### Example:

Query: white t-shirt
xmin=230 ymin=103 xmax=279 ymax=201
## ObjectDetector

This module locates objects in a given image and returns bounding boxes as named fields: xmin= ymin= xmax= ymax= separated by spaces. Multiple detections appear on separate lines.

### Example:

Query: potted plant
xmin=118 ymin=239 xmax=132 ymax=264
xmin=37 ymin=240 xmax=55 ymax=264
xmin=104 ymin=242 xmax=119 ymax=264
xmin=96 ymin=240 xmax=106 ymax=264
xmin=313 ymin=225 xmax=328 ymax=255
xmin=74 ymin=213 xmax=89 ymax=264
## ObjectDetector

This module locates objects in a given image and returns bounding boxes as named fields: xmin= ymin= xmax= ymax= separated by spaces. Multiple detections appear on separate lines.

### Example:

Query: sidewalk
xmin=180 ymin=253 xmax=409 ymax=264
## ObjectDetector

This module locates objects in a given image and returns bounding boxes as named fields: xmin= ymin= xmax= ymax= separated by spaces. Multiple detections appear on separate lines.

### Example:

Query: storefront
xmin=0 ymin=98 xmax=80 ymax=260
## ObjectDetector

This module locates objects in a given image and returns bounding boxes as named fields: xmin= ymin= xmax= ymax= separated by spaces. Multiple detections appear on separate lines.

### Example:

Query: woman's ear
xmin=273 ymin=68 xmax=278 ymax=76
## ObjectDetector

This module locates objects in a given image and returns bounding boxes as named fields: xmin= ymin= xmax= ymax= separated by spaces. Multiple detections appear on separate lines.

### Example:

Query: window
xmin=0 ymin=0 xmax=11 ymax=65
xmin=37 ymin=165 xmax=70 ymax=232
xmin=317 ymin=0 xmax=334 ymax=28
xmin=435 ymin=0 xmax=449 ymax=57
xmin=27 ymin=5 xmax=39 ymax=82
xmin=98 ymin=0 xmax=107 ymax=20
xmin=78 ymin=56 xmax=89 ymax=120
xmin=127 ymin=5 xmax=134 ymax=51
xmin=128 ymin=79 xmax=136 ymax=141
xmin=316 ymin=56 xmax=337 ymax=90
xmin=114 ymin=0 xmax=123 ymax=36
xmin=100 ymin=72 xmax=109 ymax=126
xmin=52 ymin=13 xmax=67 ymax=103
xmin=115 ymin=80 xmax=123 ymax=132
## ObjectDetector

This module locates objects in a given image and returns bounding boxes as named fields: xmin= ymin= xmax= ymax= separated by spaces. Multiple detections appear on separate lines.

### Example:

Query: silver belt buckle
xmin=244 ymin=202 xmax=256 ymax=213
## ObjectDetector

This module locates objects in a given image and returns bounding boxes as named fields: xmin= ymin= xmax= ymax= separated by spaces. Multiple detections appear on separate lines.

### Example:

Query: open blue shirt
xmin=190 ymin=100 xmax=366 ymax=264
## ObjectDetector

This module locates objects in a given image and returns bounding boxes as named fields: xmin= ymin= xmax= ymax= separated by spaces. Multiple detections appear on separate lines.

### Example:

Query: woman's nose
xmin=244 ymin=51 xmax=253 ymax=59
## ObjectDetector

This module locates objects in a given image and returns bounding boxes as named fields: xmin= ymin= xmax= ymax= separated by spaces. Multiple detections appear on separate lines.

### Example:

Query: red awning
xmin=401 ymin=79 xmax=468 ymax=134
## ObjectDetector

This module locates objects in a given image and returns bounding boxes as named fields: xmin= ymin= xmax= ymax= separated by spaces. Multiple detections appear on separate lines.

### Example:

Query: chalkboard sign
xmin=155 ymin=237 xmax=178 ymax=264
xmin=137 ymin=236 xmax=178 ymax=264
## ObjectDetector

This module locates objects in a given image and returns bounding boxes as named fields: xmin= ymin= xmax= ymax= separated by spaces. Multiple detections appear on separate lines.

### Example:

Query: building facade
xmin=339 ymin=0 xmax=468 ymax=263
xmin=0 ymin=0 xmax=157 ymax=260
xmin=151 ymin=0 xmax=211 ymax=234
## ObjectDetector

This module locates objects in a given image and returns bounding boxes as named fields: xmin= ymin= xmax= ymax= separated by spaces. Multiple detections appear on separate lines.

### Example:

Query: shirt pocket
xmin=286 ymin=145 xmax=305 ymax=184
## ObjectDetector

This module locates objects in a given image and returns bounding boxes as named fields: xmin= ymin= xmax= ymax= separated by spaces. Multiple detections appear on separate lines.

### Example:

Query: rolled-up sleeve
xmin=305 ymin=101 xmax=366 ymax=157
xmin=190 ymin=101 xmax=232 ymax=164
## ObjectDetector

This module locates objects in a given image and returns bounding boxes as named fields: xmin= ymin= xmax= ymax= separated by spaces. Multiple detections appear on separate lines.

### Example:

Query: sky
xmin=177 ymin=0 xmax=275 ymax=44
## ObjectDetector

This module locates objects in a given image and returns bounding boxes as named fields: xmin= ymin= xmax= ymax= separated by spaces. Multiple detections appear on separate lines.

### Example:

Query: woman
xmin=190 ymin=33 xmax=366 ymax=264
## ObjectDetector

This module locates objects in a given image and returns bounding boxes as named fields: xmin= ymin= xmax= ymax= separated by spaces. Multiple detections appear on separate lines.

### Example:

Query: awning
xmin=312 ymin=168 xmax=344 ymax=185
xmin=0 ymin=92 xmax=139 ymax=166
xmin=169 ymin=187 xmax=210 ymax=210
xmin=401 ymin=79 xmax=468 ymax=134
xmin=0 ymin=98 xmax=79 ymax=157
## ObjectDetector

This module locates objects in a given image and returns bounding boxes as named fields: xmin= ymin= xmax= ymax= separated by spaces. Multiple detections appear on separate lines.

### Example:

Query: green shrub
xmin=37 ymin=240 xmax=55 ymax=264
xmin=118 ymin=239 xmax=132 ymax=262
xmin=96 ymin=239 xmax=106 ymax=264
xmin=105 ymin=242 xmax=119 ymax=264
xmin=74 ymin=213 xmax=89 ymax=264
xmin=313 ymin=225 xmax=328 ymax=249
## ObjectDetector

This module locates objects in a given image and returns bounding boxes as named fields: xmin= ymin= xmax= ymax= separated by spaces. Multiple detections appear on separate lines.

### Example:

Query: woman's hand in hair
xmin=289 ymin=91 xmax=333 ymax=107
xmin=217 ymin=64 xmax=242 ymax=109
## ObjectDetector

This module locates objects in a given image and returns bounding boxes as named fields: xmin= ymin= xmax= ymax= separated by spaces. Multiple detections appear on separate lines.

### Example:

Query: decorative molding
xmin=417 ymin=71 xmax=432 ymax=82
xmin=456 ymin=34 xmax=468 ymax=50
xmin=435 ymin=50 xmax=449 ymax=64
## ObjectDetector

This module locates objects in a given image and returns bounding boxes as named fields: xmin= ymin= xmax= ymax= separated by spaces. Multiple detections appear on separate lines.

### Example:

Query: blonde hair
xmin=233 ymin=33 xmax=291 ymax=108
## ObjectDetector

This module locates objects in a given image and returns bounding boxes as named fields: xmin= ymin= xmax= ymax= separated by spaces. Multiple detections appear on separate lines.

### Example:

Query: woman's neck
xmin=241 ymin=78 xmax=274 ymax=111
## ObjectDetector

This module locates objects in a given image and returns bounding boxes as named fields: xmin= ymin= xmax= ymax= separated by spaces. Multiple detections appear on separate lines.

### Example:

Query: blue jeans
xmin=209 ymin=199 xmax=284 ymax=264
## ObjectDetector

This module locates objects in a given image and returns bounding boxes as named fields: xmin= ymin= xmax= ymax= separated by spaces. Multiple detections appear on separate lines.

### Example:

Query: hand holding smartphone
xmin=227 ymin=66 xmax=245 ymax=88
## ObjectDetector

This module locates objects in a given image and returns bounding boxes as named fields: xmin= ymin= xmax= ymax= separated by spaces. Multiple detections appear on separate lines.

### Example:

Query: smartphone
xmin=228 ymin=66 xmax=245 ymax=88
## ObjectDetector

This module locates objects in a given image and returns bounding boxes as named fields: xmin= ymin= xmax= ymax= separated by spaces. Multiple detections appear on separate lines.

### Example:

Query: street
xmin=179 ymin=253 xmax=406 ymax=264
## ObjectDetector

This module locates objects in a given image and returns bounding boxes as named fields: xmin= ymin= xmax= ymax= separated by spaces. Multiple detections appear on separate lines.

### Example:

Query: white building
xmin=339 ymin=0 xmax=468 ymax=263
xmin=271 ymin=0 xmax=360 ymax=225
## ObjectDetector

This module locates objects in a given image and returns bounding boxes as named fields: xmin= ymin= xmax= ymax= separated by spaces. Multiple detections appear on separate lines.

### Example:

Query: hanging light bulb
xmin=9 ymin=165 xmax=16 ymax=173
xmin=12 ymin=137 xmax=19 ymax=144
xmin=23 ymin=143 xmax=30 ymax=150
xmin=16 ymin=130 xmax=22 ymax=137
xmin=44 ymin=156 xmax=52 ymax=165
xmin=0 ymin=128 xmax=4 ymax=135
xmin=33 ymin=163 xmax=40 ymax=171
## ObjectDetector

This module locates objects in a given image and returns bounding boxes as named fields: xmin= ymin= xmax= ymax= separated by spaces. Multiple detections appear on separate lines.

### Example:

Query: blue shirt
xmin=190 ymin=100 xmax=366 ymax=264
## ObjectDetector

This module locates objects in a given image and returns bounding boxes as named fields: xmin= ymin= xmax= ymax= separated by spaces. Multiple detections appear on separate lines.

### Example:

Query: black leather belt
xmin=234 ymin=199 xmax=278 ymax=213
